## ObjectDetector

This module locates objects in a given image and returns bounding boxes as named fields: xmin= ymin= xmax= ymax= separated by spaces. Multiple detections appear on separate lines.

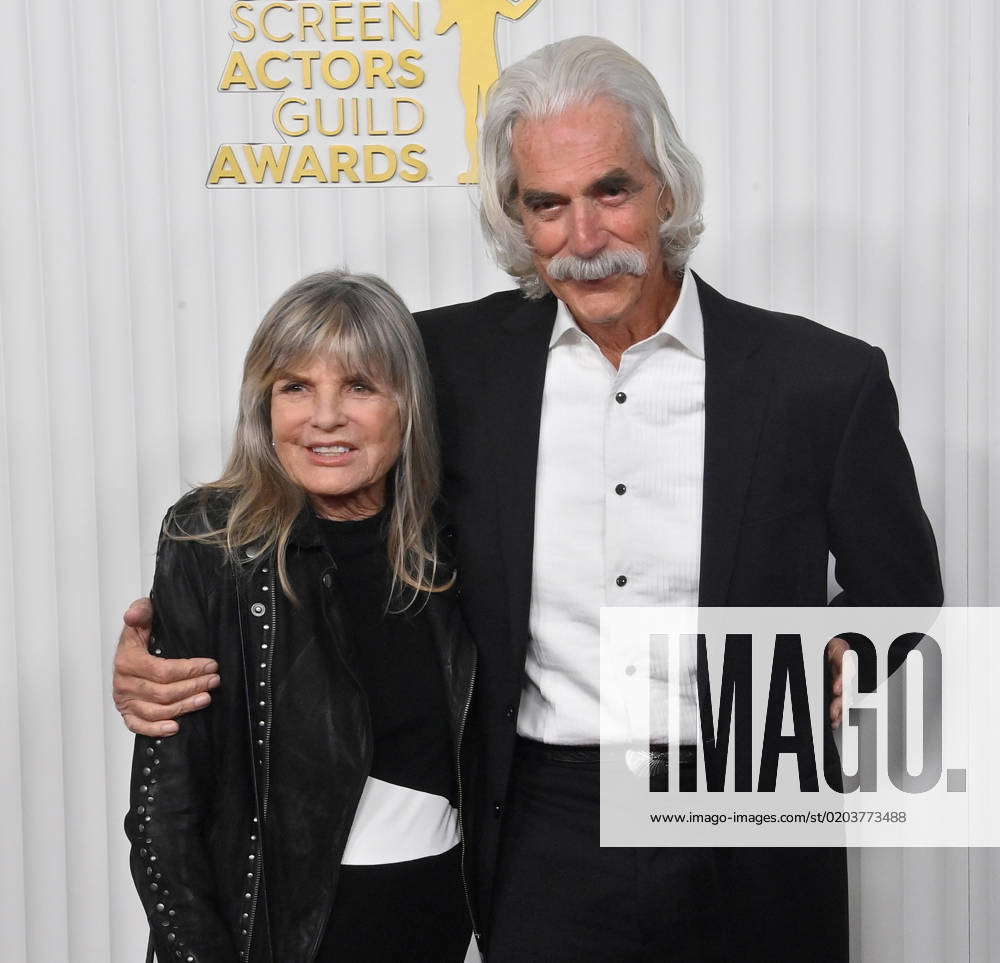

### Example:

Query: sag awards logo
xmin=207 ymin=0 xmax=543 ymax=188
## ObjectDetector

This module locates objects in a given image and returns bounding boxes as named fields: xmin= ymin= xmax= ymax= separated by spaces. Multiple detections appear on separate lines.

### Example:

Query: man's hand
xmin=113 ymin=597 xmax=220 ymax=737
xmin=826 ymin=637 xmax=851 ymax=730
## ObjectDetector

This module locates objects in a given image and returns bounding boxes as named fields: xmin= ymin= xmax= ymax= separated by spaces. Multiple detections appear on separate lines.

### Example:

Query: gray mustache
xmin=547 ymin=249 xmax=649 ymax=282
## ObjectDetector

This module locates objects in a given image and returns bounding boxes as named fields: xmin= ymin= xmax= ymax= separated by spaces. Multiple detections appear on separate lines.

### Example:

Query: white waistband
xmin=341 ymin=776 xmax=460 ymax=866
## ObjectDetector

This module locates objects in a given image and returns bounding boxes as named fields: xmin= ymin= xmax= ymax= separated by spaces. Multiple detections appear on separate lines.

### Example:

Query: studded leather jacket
xmin=125 ymin=493 xmax=478 ymax=963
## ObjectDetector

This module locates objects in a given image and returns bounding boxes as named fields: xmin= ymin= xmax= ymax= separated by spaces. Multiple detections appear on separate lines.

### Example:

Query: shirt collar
xmin=548 ymin=267 xmax=705 ymax=360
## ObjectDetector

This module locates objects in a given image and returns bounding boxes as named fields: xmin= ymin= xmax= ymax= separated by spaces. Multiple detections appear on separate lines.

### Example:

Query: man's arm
xmin=824 ymin=346 xmax=943 ymax=728
xmin=113 ymin=597 xmax=220 ymax=737
xmin=827 ymin=346 xmax=943 ymax=607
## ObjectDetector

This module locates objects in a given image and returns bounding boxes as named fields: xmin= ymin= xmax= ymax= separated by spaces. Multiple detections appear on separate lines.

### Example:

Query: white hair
xmin=478 ymin=36 xmax=705 ymax=299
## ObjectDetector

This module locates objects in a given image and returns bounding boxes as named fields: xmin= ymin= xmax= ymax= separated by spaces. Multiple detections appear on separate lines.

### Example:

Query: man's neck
xmin=570 ymin=274 xmax=682 ymax=369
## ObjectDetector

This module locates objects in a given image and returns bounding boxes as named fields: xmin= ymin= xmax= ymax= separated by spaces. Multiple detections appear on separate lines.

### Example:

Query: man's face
xmin=512 ymin=97 xmax=672 ymax=328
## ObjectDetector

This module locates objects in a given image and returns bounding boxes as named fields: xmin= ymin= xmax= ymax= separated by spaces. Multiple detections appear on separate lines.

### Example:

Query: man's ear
xmin=656 ymin=184 xmax=674 ymax=221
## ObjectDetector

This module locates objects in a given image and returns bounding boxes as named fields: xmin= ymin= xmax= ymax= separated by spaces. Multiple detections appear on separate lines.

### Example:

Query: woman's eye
xmin=349 ymin=382 xmax=373 ymax=394
xmin=278 ymin=381 xmax=304 ymax=393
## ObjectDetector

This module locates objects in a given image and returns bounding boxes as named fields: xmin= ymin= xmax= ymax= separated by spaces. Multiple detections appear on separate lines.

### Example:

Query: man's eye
xmin=533 ymin=204 xmax=562 ymax=221
xmin=527 ymin=199 xmax=560 ymax=215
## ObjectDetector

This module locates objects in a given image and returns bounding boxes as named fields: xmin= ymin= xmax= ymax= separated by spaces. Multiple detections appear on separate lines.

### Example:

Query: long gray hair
xmin=175 ymin=270 xmax=447 ymax=607
xmin=478 ymin=36 xmax=705 ymax=298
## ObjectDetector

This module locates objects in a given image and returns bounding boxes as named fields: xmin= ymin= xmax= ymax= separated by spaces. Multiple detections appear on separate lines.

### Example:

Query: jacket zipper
xmin=246 ymin=564 xmax=277 ymax=961
xmin=455 ymin=650 xmax=480 ymax=944
xmin=262 ymin=565 xmax=277 ymax=817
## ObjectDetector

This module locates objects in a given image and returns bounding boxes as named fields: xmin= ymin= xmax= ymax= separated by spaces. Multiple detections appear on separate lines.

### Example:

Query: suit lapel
xmin=481 ymin=294 xmax=557 ymax=652
xmin=696 ymin=275 xmax=772 ymax=604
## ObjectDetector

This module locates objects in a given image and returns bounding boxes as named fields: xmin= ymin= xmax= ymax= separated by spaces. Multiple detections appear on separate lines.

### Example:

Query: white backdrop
xmin=1 ymin=0 xmax=997 ymax=960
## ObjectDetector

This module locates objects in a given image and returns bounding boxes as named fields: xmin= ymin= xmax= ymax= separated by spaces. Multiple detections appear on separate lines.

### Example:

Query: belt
xmin=516 ymin=737 xmax=697 ymax=767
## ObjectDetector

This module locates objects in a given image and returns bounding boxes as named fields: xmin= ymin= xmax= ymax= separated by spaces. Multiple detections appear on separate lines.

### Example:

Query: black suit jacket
xmin=416 ymin=274 xmax=942 ymax=960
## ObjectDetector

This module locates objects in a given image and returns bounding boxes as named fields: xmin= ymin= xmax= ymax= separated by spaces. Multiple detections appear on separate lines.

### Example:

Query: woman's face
xmin=270 ymin=355 xmax=402 ymax=520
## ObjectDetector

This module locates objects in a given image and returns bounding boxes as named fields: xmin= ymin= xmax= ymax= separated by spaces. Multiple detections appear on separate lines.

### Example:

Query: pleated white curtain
xmin=0 ymin=0 xmax=997 ymax=960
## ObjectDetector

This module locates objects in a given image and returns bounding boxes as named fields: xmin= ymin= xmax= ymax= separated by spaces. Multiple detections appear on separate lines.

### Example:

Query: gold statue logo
xmin=435 ymin=0 xmax=543 ymax=184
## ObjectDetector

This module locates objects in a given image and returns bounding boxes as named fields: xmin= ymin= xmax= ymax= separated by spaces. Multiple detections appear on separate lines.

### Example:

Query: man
xmin=116 ymin=37 xmax=942 ymax=961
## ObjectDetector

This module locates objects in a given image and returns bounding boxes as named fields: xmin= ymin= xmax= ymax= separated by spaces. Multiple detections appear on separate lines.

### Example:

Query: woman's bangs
xmin=313 ymin=311 xmax=402 ymax=393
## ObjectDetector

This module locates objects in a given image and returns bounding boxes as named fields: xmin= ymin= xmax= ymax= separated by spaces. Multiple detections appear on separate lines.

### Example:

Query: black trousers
xmin=487 ymin=739 xmax=728 ymax=962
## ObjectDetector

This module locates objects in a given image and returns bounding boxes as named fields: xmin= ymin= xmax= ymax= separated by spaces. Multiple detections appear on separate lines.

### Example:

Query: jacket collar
xmin=288 ymin=502 xmax=325 ymax=549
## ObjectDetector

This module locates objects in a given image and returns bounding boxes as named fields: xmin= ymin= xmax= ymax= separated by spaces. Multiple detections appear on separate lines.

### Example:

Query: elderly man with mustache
xmin=115 ymin=36 xmax=942 ymax=962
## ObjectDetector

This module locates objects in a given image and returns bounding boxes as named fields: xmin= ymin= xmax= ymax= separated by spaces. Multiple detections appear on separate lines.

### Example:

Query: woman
xmin=125 ymin=271 xmax=476 ymax=962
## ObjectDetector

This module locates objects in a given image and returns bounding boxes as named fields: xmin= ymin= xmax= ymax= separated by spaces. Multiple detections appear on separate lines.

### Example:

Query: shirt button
xmin=505 ymin=705 xmax=515 ymax=720
xmin=625 ymin=665 xmax=636 ymax=676
xmin=615 ymin=391 xmax=627 ymax=404
xmin=616 ymin=575 xmax=628 ymax=587
xmin=250 ymin=602 xmax=266 ymax=617
xmin=494 ymin=801 xmax=504 ymax=818
xmin=322 ymin=573 xmax=333 ymax=588
xmin=614 ymin=483 xmax=627 ymax=496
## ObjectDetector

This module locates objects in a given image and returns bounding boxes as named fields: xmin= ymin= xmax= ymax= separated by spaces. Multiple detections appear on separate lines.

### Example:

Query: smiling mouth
xmin=310 ymin=445 xmax=353 ymax=454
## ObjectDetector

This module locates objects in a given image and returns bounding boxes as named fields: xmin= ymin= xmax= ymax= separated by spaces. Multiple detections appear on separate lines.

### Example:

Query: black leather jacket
xmin=125 ymin=493 xmax=477 ymax=962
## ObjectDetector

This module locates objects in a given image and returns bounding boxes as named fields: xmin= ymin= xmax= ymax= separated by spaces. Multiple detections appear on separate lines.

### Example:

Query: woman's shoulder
xmin=155 ymin=489 xmax=240 ymax=582
xmin=162 ymin=487 xmax=235 ymax=539
xmin=151 ymin=490 xmax=242 ymax=658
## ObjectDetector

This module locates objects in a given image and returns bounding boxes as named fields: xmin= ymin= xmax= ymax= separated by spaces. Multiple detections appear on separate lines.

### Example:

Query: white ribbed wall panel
xmin=0 ymin=1 xmax=996 ymax=960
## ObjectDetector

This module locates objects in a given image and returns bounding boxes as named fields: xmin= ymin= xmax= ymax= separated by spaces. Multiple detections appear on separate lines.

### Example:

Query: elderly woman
xmin=125 ymin=272 xmax=475 ymax=962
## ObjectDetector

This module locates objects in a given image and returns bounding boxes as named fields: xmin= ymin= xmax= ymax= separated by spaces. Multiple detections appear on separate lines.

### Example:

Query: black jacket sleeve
xmin=124 ymin=521 xmax=238 ymax=962
xmin=827 ymin=346 xmax=943 ymax=606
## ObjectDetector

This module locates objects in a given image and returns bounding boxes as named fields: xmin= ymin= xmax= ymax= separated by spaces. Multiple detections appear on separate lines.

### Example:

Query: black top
xmin=316 ymin=509 xmax=456 ymax=804
xmin=315 ymin=510 xmax=469 ymax=961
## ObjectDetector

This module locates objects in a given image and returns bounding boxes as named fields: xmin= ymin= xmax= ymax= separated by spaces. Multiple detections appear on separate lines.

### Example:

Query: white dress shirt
xmin=517 ymin=268 xmax=705 ymax=745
